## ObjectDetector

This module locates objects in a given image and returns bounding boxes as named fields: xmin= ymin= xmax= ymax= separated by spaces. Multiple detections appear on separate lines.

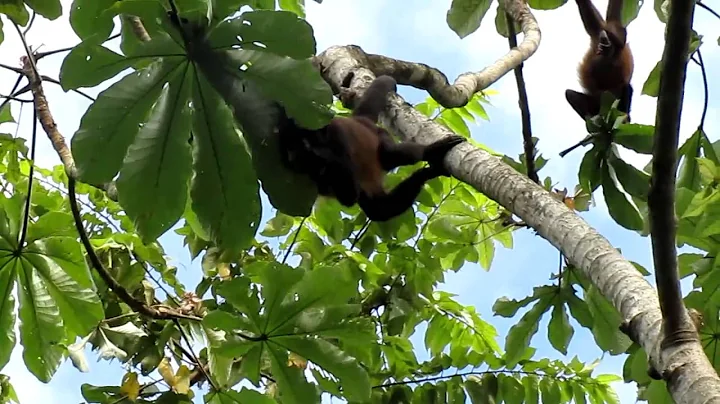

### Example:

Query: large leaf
xmin=192 ymin=48 xmax=321 ymax=216
xmin=447 ymin=0 xmax=492 ymax=39
xmin=68 ymin=0 xmax=116 ymax=41
xmin=208 ymin=10 xmax=317 ymax=59
xmin=71 ymin=59 xmax=184 ymax=184
xmin=24 ymin=0 xmax=62 ymax=20
xmin=190 ymin=73 xmax=262 ymax=253
xmin=0 ymin=0 xmax=29 ymax=26
xmin=601 ymin=165 xmax=644 ymax=231
xmin=0 ymin=198 xmax=103 ymax=382
xmin=116 ymin=67 xmax=194 ymax=243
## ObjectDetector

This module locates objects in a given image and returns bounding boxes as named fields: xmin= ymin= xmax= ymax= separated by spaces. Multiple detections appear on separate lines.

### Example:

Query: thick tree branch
xmin=648 ymin=0 xmax=698 ymax=360
xmin=327 ymin=0 xmax=540 ymax=109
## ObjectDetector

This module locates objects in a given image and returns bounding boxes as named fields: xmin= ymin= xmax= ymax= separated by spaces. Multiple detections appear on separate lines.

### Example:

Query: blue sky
xmin=0 ymin=0 xmax=718 ymax=402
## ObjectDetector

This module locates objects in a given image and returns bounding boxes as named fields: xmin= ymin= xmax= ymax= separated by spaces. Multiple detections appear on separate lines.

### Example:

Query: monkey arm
xmin=574 ymin=0 xmax=605 ymax=38
xmin=605 ymin=0 xmax=624 ymax=24
xmin=378 ymin=135 xmax=466 ymax=171
xmin=357 ymin=168 xmax=438 ymax=221
xmin=352 ymin=75 xmax=398 ymax=122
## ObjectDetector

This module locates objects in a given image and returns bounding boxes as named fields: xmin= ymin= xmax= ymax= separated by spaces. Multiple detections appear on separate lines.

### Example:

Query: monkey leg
xmin=358 ymin=168 xmax=439 ymax=221
xmin=565 ymin=89 xmax=601 ymax=120
xmin=618 ymin=83 xmax=633 ymax=121
xmin=378 ymin=135 xmax=465 ymax=172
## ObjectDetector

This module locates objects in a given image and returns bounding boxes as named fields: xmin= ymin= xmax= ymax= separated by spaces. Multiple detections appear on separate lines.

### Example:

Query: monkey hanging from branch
xmin=278 ymin=75 xmax=466 ymax=222
xmin=565 ymin=0 xmax=634 ymax=123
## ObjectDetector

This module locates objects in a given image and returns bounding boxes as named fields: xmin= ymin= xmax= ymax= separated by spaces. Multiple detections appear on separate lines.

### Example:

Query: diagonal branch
xmin=326 ymin=0 xmax=540 ymax=109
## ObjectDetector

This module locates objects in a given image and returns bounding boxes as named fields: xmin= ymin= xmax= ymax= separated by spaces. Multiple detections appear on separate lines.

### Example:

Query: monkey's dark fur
xmin=278 ymin=75 xmax=465 ymax=221
xmin=565 ymin=0 xmax=634 ymax=122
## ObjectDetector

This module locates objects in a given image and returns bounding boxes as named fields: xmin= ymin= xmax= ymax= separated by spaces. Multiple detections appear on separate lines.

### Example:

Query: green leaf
xmin=498 ymin=374 xmax=524 ymax=404
xmin=236 ymin=50 xmax=333 ymax=129
xmin=613 ymin=123 xmax=654 ymax=154
xmin=447 ymin=0 xmax=492 ymax=39
xmin=0 ymin=103 xmax=13 ymax=124
xmin=527 ymin=0 xmax=566 ymax=10
xmin=275 ymin=336 xmax=371 ymax=402
xmin=586 ymin=287 xmax=632 ymax=354
xmin=0 ymin=265 xmax=16 ymax=370
xmin=266 ymin=344 xmax=319 ymax=404
xmin=677 ymin=129 xmax=702 ymax=191
xmin=548 ymin=301 xmax=573 ymax=355
xmin=578 ymin=146 xmax=603 ymax=193
xmin=492 ymin=295 xmax=535 ymax=318
xmin=0 ymin=202 xmax=100 ymax=383
xmin=69 ymin=0 xmax=116 ymax=41
xmin=0 ymin=0 xmax=29 ymax=25
xmin=523 ymin=375 xmax=539 ymax=404
xmin=539 ymin=378 xmax=561 ymax=403
xmin=602 ymin=165 xmax=644 ymax=231
xmin=208 ymin=10 xmax=316 ymax=59
xmin=16 ymin=260 xmax=65 ymax=382
xmin=504 ymin=296 xmax=552 ymax=365
xmin=23 ymin=238 xmax=104 ymax=337
xmin=193 ymin=49 xmax=319 ymax=217
xmin=71 ymin=59 xmax=182 ymax=184
xmin=205 ymin=388 xmax=278 ymax=404
xmin=608 ymin=154 xmax=650 ymax=200
xmin=116 ymin=67 xmax=193 ymax=243
xmin=641 ymin=61 xmax=661 ymax=97
xmin=24 ymin=0 xmax=62 ymax=20
xmin=190 ymin=72 xmax=262 ymax=253
xmin=278 ymin=0 xmax=304 ymax=16
xmin=59 ymin=43 xmax=130 ymax=91
xmin=260 ymin=213 xmax=295 ymax=237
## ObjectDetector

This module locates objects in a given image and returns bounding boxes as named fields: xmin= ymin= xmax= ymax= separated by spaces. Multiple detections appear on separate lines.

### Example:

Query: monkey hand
xmin=423 ymin=135 xmax=465 ymax=177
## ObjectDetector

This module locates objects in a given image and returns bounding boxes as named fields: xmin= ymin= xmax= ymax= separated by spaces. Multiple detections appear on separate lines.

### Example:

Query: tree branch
xmin=326 ymin=0 xmax=540 ymax=109
xmin=648 ymin=0 xmax=698 ymax=354
xmin=505 ymin=10 xmax=538 ymax=184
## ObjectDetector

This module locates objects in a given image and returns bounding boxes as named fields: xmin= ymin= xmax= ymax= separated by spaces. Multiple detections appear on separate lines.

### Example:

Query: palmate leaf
xmin=0 ymin=196 xmax=103 ymax=382
xmin=65 ymin=9 xmax=333 ymax=249
xmin=205 ymin=262 xmax=373 ymax=402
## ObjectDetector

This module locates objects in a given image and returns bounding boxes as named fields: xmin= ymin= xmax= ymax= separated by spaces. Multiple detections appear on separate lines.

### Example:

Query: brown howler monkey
xmin=565 ymin=0 xmax=634 ymax=122
xmin=279 ymin=75 xmax=465 ymax=222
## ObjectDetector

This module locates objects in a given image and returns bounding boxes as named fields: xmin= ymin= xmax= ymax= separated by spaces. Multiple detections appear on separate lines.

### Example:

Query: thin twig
xmin=282 ymin=217 xmax=306 ymax=264
xmin=692 ymin=49 xmax=709 ymax=130
xmin=697 ymin=0 xmax=720 ymax=20
xmin=173 ymin=318 xmax=218 ymax=391
xmin=505 ymin=11 xmax=538 ymax=184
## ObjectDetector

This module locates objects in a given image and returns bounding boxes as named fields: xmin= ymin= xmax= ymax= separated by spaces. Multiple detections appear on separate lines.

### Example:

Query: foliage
xmin=0 ymin=0 xmax=718 ymax=403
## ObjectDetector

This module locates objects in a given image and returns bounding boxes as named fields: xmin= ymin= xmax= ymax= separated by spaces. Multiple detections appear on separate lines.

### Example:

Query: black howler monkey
xmin=565 ymin=0 xmax=634 ymax=122
xmin=279 ymin=75 xmax=465 ymax=222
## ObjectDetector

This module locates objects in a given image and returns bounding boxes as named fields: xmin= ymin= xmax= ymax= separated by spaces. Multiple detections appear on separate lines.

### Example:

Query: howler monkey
xmin=279 ymin=75 xmax=465 ymax=222
xmin=565 ymin=0 xmax=634 ymax=122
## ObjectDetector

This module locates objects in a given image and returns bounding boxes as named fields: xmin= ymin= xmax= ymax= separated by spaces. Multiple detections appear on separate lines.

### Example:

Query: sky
xmin=0 ymin=0 xmax=718 ymax=402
